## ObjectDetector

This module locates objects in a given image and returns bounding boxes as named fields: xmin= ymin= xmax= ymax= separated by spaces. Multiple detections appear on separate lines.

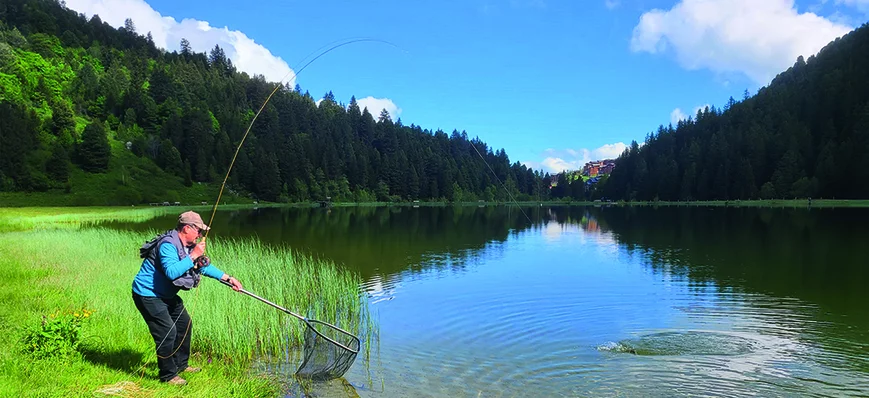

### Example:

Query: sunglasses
xmin=188 ymin=225 xmax=205 ymax=237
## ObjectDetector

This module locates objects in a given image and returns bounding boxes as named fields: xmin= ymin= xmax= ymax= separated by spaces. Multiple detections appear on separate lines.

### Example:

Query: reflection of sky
xmin=540 ymin=212 xmax=620 ymax=252
xmin=343 ymin=210 xmax=868 ymax=398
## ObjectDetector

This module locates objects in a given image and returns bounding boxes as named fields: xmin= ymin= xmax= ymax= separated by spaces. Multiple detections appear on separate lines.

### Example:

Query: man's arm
xmin=158 ymin=242 xmax=194 ymax=280
xmin=200 ymin=261 xmax=226 ymax=280
xmin=199 ymin=259 xmax=242 ymax=290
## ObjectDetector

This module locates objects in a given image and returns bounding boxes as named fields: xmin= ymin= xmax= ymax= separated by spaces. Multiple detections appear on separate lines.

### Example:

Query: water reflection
xmin=97 ymin=205 xmax=869 ymax=396
xmin=576 ymin=206 xmax=869 ymax=375
xmin=99 ymin=206 xmax=537 ymax=288
xmin=97 ymin=205 xmax=868 ymax=325
xmin=583 ymin=206 xmax=869 ymax=324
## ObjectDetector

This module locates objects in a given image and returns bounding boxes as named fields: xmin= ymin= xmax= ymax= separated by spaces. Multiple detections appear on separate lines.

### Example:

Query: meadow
xmin=0 ymin=208 xmax=373 ymax=397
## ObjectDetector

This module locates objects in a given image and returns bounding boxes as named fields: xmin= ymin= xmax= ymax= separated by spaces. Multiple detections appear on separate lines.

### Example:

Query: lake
xmin=101 ymin=205 xmax=869 ymax=397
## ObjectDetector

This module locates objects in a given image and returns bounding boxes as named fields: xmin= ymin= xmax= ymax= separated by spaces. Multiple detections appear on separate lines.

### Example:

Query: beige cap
xmin=178 ymin=211 xmax=210 ymax=231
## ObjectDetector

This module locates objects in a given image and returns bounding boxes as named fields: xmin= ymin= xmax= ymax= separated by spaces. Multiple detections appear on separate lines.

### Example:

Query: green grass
xmin=0 ymin=142 xmax=257 ymax=208
xmin=0 ymin=204 xmax=287 ymax=232
xmin=0 ymin=217 xmax=374 ymax=396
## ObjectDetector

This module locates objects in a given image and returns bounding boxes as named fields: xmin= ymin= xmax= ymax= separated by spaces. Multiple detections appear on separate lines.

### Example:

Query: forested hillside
xmin=601 ymin=22 xmax=869 ymax=201
xmin=0 ymin=0 xmax=553 ymax=204
xmin=7 ymin=0 xmax=863 ymax=206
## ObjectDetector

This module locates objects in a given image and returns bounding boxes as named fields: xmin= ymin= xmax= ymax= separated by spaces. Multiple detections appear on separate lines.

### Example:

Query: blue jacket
xmin=132 ymin=230 xmax=225 ymax=298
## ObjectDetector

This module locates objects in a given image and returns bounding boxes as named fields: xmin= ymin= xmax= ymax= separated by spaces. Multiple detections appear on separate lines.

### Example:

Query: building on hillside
xmin=582 ymin=159 xmax=616 ymax=177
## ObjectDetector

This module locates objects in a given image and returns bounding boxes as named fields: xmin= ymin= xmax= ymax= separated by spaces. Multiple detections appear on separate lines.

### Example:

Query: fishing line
xmin=205 ymin=37 xmax=406 ymax=232
xmin=469 ymin=140 xmax=533 ymax=223
xmin=135 ymin=37 xmax=406 ymax=381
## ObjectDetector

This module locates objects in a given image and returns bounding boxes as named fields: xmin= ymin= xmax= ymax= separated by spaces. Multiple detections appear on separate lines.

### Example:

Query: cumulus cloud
xmin=605 ymin=0 xmax=620 ymax=10
xmin=64 ymin=0 xmax=294 ymax=84
xmin=671 ymin=104 xmax=711 ymax=124
xmin=356 ymin=97 xmax=402 ymax=121
xmin=630 ymin=0 xmax=854 ymax=84
xmin=671 ymin=108 xmax=688 ymax=125
xmin=523 ymin=143 xmax=628 ymax=173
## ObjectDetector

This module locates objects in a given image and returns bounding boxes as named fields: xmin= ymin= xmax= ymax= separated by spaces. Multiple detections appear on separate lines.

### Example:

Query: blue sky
xmin=65 ymin=0 xmax=868 ymax=173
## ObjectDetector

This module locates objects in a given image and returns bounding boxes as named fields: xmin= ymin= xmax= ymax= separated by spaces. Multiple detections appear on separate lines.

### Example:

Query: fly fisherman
xmin=131 ymin=210 xmax=243 ymax=385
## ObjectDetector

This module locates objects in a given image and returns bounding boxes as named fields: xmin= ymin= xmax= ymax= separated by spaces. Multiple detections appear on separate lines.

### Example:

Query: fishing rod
xmin=204 ymin=37 xmax=404 ymax=233
xmin=468 ymin=140 xmax=533 ymax=223
xmin=141 ymin=37 xmax=404 ymax=379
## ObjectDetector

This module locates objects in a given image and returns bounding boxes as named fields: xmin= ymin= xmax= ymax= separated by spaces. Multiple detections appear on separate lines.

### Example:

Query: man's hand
xmin=190 ymin=237 xmax=206 ymax=260
xmin=193 ymin=255 xmax=210 ymax=270
xmin=222 ymin=274 xmax=242 ymax=292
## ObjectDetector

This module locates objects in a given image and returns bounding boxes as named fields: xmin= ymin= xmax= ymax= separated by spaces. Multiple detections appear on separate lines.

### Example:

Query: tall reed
xmin=0 ymin=226 xmax=375 ymax=395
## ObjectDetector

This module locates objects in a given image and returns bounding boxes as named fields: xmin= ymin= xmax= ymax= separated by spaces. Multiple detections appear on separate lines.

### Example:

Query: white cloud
xmin=605 ymin=0 xmax=620 ymax=10
xmin=630 ymin=0 xmax=854 ymax=84
xmin=671 ymin=104 xmax=712 ymax=124
xmin=356 ymin=97 xmax=402 ymax=121
xmin=543 ymin=157 xmax=576 ymax=174
xmin=523 ymin=142 xmax=628 ymax=173
xmin=64 ymin=0 xmax=294 ymax=84
xmin=671 ymin=108 xmax=688 ymax=124
xmin=593 ymin=142 xmax=628 ymax=159
xmin=694 ymin=103 xmax=711 ymax=116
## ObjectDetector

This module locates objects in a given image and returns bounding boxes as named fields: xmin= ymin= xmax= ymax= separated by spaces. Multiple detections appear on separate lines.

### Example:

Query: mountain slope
xmin=602 ymin=21 xmax=869 ymax=201
xmin=0 ymin=0 xmax=548 ymax=205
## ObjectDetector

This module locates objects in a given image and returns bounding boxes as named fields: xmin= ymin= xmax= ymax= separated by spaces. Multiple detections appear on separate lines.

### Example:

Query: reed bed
xmin=0 ymin=223 xmax=374 ymax=396
xmin=0 ymin=204 xmax=282 ymax=232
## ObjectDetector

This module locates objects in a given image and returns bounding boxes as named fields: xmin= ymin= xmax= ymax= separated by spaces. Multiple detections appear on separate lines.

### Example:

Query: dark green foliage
xmin=21 ymin=309 xmax=92 ymax=359
xmin=0 ymin=0 xmax=583 ymax=204
xmin=46 ymin=143 xmax=70 ymax=182
xmin=602 ymin=23 xmax=869 ymax=201
xmin=50 ymin=99 xmax=75 ymax=146
xmin=27 ymin=32 xmax=60 ymax=58
xmin=156 ymin=139 xmax=183 ymax=177
xmin=0 ymin=102 xmax=39 ymax=190
xmin=77 ymin=121 xmax=110 ymax=173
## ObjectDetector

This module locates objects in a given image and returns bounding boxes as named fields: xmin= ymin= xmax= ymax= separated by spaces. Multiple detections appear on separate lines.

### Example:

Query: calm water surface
xmin=103 ymin=206 xmax=869 ymax=397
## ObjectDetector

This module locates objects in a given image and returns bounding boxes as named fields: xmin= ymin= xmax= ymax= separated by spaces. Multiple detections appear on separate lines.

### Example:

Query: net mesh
xmin=295 ymin=319 xmax=360 ymax=381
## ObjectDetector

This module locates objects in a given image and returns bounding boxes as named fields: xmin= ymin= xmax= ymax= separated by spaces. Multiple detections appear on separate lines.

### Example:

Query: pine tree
xmin=46 ymin=144 xmax=70 ymax=183
xmin=180 ymin=38 xmax=192 ymax=56
xmin=77 ymin=121 xmax=111 ymax=173
xmin=123 ymin=18 xmax=136 ymax=34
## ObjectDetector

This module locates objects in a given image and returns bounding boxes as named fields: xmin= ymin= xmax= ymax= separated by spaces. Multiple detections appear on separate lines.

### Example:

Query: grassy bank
xmin=0 ymin=204 xmax=292 ymax=232
xmin=0 ymin=224 xmax=373 ymax=396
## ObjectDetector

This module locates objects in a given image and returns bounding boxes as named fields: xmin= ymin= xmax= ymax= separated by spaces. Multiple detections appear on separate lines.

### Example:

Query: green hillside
xmin=601 ymin=22 xmax=869 ymax=201
xmin=0 ymin=0 xmax=556 ymax=206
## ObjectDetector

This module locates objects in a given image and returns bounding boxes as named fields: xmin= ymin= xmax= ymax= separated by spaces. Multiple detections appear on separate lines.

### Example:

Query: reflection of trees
xmin=105 ymin=206 xmax=537 ymax=280
xmin=588 ymin=206 xmax=869 ymax=360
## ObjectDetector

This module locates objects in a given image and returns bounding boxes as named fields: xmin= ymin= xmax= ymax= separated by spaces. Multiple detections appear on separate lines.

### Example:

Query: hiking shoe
xmin=183 ymin=366 xmax=201 ymax=373
xmin=166 ymin=375 xmax=187 ymax=385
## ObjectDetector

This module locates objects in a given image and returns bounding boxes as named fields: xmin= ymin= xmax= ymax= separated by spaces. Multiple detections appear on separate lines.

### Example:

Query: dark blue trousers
xmin=132 ymin=293 xmax=191 ymax=381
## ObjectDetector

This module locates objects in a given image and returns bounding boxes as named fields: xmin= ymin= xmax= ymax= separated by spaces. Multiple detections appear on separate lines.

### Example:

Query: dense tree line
xmin=0 ymin=0 xmax=570 ymax=203
xmin=602 ymin=22 xmax=869 ymax=201
xmin=11 ymin=1 xmax=865 ymax=205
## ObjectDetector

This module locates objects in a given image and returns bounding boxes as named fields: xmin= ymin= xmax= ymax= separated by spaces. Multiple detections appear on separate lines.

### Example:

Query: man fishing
xmin=131 ymin=210 xmax=243 ymax=385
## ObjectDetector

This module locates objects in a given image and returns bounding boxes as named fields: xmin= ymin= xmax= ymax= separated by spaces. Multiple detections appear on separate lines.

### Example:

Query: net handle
xmin=221 ymin=279 xmax=305 ymax=320
xmin=220 ymin=280 xmax=360 ymax=353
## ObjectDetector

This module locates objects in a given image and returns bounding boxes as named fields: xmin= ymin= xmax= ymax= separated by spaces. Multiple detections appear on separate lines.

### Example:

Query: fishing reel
xmin=193 ymin=255 xmax=210 ymax=270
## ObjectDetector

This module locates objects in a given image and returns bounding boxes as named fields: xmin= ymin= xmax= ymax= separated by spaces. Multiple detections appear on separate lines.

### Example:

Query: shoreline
xmin=0 ymin=211 xmax=372 ymax=397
